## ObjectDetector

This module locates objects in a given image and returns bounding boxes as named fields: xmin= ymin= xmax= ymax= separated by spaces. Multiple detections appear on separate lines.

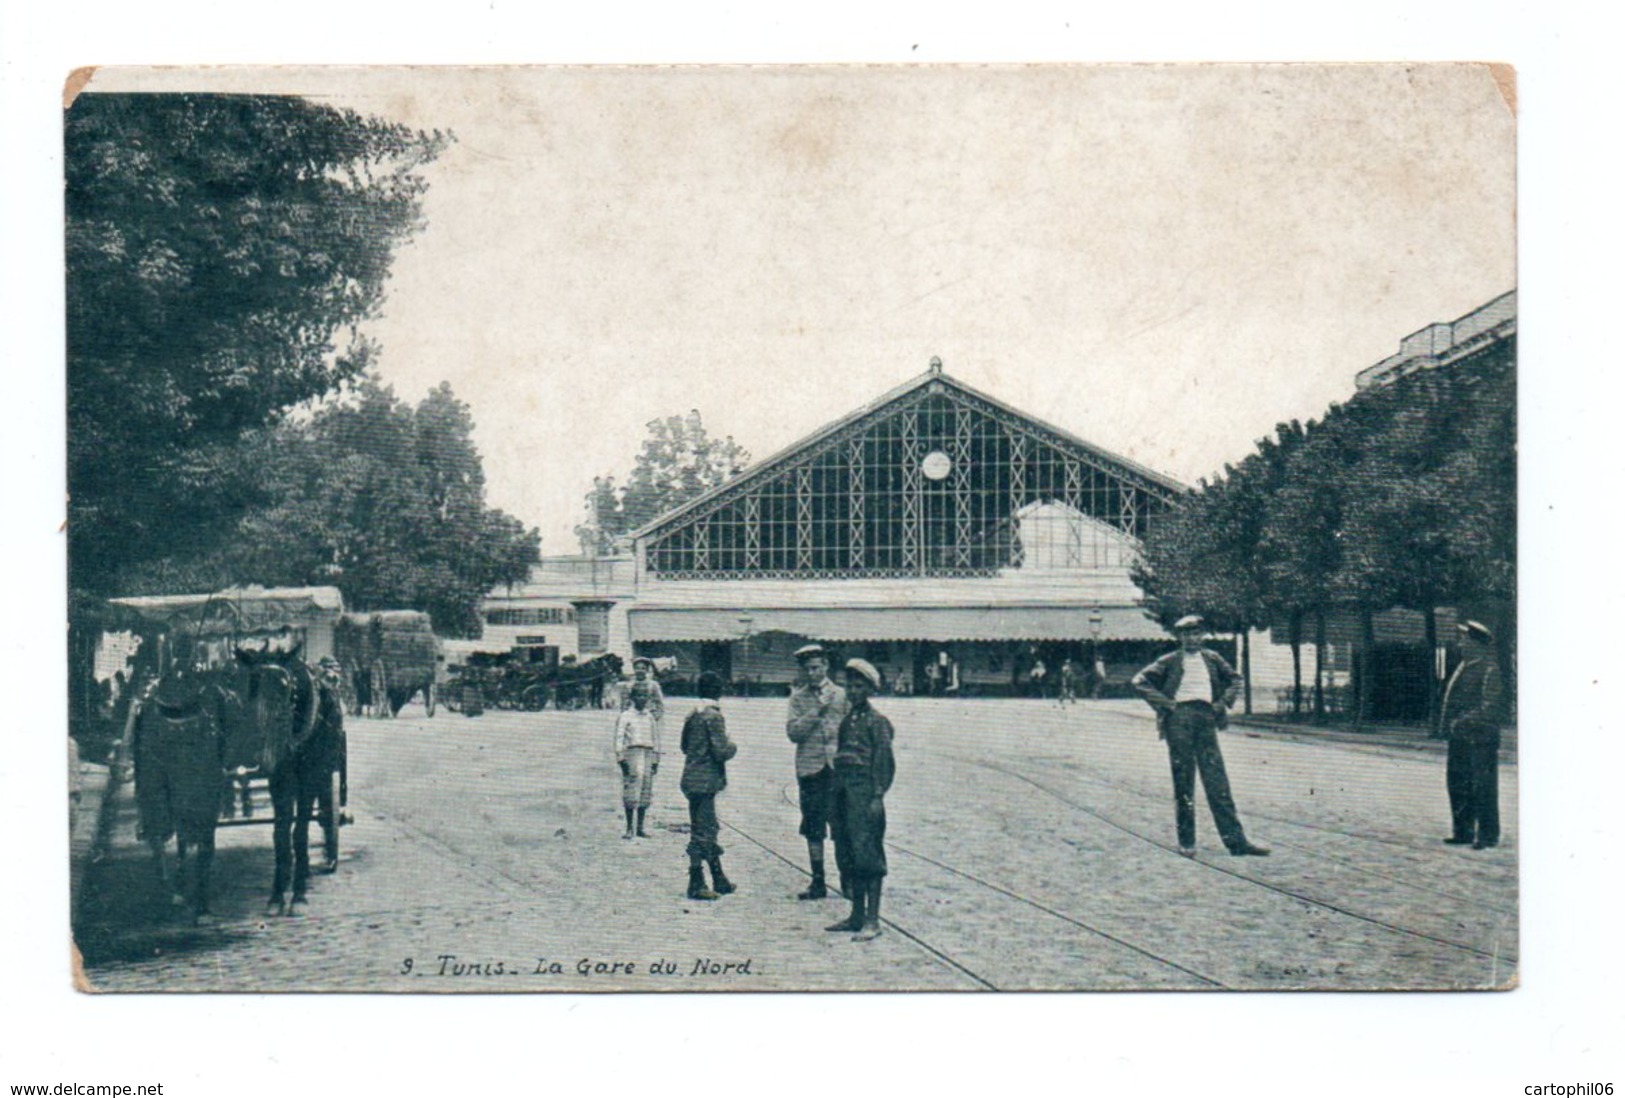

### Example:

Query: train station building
xmin=482 ymin=361 xmax=1185 ymax=694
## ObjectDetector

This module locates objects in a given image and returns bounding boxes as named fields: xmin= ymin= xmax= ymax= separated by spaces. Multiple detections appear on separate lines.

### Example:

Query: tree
xmin=219 ymin=380 xmax=540 ymax=637
xmin=66 ymin=93 xmax=451 ymax=596
xmin=576 ymin=410 xmax=751 ymax=554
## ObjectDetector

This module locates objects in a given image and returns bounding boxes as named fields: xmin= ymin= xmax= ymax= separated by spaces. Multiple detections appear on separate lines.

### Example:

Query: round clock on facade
xmin=921 ymin=450 xmax=952 ymax=481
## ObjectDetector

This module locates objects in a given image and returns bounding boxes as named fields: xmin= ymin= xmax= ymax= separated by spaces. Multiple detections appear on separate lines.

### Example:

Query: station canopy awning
xmin=629 ymin=606 xmax=1168 ymax=644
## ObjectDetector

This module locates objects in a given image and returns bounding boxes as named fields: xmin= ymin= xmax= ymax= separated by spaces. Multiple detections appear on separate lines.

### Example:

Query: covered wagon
xmin=334 ymin=611 xmax=443 ymax=718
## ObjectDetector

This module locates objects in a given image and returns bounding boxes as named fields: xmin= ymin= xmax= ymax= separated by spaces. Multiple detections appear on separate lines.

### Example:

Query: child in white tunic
xmin=614 ymin=683 xmax=661 ymax=838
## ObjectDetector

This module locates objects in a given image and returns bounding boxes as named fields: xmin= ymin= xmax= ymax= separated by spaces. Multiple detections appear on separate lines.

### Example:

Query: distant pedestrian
xmin=786 ymin=643 xmax=848 ymax=900
xmin=1028 ymin=654 xmax=1048 ymax=699
xmin=1091 ymin=655 xmax=1107 ymax=699
xmin=1440 ymin=620 xmax=1508 ymax=850
xmin=679 ymin=671 xmax=737 ymax=900
xmin=1059 ymin=658 xmax=1081 ymax=705
xmin=826 ymin=658 xmax=896 ymax=942
xmin=614 ymin=681 xmax=661 ymax=839
xmin=1132 ymin=616 xmax=1269 ymax=858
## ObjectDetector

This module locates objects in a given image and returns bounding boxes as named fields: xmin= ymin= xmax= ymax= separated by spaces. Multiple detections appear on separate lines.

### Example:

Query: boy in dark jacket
xmin=679 ymin=671 xmax=738 ymax=900
xmin=826 ymin=658 xmax=896 ymax=941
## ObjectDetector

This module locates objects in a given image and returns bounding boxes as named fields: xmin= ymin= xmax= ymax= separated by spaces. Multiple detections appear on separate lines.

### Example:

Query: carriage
xmin=106 ymin=586 xmax=351 ymax=919
xmin=334 ymin=610 xmax=443 ymax=718
xmin=442 ymin=648 xmax=624 ymax=712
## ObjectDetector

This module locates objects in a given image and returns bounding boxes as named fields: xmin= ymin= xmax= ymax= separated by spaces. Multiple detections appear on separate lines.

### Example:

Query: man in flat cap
xmin=827 ymin=658 xmax=895 ymax=941
xmin=1132 ymin=616 xmax=1269 ymax=857
xmin=786 ymin=642 xmax=848 ymax=900
xmin=1440 ymin=620 xmax=1508 ymax=850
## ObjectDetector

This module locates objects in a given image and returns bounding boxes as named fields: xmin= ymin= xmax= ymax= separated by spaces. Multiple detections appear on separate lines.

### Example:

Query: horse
xmin=132 ymin=665 xmax=237 ymax=924
xmin=232 ymin=646 xmax=343 ymax=916
xmin=584 ymin=653 xmax=621 ymax=709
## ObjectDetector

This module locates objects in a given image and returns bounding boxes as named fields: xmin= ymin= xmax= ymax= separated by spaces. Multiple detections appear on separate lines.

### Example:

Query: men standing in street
xmin=1132 ymin=616 xmax=1269 ymax=858
xmin=826 ymin=658 xmax=896 ymax=942
xmin=1441 ymin=620 xmax=1509 ymax=850
xmin=786 ymin=643 xmax=848 ymax=900
xmin=678 ymin=671 xmax=737 ymax=900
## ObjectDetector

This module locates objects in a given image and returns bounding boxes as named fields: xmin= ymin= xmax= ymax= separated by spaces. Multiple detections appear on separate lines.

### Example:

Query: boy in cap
xmin=679 ymin=671 xmax=738 ymax=900
xmin=1440 ymin=620 xmax=1508 ymax=849
xmin=826 ymin=658 xmax=895 ymax=941
xmin=786 ymin=642 xmax=848 ymax=900
xmin=614 ymin=681 xmax=661 ymax=839
xmin=625 ymin=656 xmax=665 ymax=721
xmin=1132 ymin=616 xmax=1269 ymax=858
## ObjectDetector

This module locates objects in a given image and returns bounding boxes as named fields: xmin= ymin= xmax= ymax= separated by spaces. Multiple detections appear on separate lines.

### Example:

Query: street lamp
xmin=736 ymin=613 xmax=755 ymax=697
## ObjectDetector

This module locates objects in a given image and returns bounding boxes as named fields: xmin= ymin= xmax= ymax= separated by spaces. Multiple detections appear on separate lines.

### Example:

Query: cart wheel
xmin=322 ymin=766 xmax=342 ymax=870
xmin=425 ymin=680 xmax=437 ymax=717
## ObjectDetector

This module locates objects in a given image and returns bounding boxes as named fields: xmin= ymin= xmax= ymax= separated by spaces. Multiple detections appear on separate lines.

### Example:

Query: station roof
xmin=630 ymin=364 xmax=1187 ymax=542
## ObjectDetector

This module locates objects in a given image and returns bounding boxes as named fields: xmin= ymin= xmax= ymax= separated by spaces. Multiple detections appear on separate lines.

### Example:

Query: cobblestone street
xmin=74 ymin=698 xmax=1517 ymax=992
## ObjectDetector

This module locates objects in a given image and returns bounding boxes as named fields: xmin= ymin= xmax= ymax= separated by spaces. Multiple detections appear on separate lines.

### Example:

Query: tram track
xmin=1094 ymin=707 xmax=1502 ymax=852
xmin=976 ymin=749 xmax=1518 ymax=917
xmin=762 ymin=782 xmax=1230 ymax=989
xmin=721 ymin=813 xmax=998 ymax=990
xmin=955 ymin=757 xmax=1515 ymax=965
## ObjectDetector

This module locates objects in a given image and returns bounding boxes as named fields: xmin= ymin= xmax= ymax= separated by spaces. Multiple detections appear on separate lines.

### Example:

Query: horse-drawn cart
xmin=107 ymin=586 xmax=352 ymax=918
xmin=334 ymin=611 xmax=442 ymax=718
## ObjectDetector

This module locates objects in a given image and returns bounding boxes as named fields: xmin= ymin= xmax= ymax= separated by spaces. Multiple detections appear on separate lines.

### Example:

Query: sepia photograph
xmin=61 ymin=62 xmax=1521 ymax=995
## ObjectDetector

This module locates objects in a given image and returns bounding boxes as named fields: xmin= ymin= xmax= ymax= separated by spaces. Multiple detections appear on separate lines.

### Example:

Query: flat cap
xmin=1173 ymin=615 xmax=1204 ymax=632
xmin=793 ymin=643 xmax=827 ymax=661
xmin=844 ymin=658 xmax=882 ymax=689
xmin=1457 ymin=620 xmax=1494 ymax=644
xmin=631 ymin=656 xmax=654 ymax=669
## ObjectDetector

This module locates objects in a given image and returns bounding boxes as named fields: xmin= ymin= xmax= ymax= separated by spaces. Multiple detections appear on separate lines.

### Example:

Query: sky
xmin=87 ymin=64 xmax=1515 ymax=554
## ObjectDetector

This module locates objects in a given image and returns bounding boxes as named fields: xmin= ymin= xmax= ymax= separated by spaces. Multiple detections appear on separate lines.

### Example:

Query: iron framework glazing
xmin=643 ymin=379 xmax=1181 ymax=580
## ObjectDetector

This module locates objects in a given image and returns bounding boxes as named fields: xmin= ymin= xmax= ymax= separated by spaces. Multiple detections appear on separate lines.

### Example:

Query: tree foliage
xmin=134 ymin=380 xmax=541 ymax=637
xmin=575 ymin=410 xmax=751 ymax=554
xmin=66 ymin=93 xmax=451 ymax=594
xmin=1135 ymin=339 xmax=1515 ymax=716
